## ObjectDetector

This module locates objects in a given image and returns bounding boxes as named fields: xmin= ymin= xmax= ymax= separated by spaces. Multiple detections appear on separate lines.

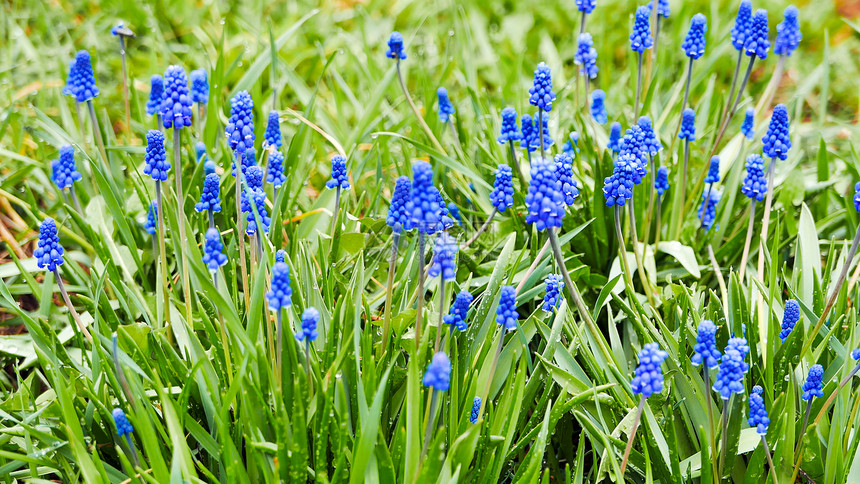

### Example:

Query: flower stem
xmin=711 ymin=56 xmax=756 ymax=165
xmin=69 ymin=186 xmax=82 ymax=214
xmin=739 ymin=201 xmax=757 ymax=280
xmin=634 ymin=52 xmax=644 ymax=119
xmin=235 ymin=151 xmax=250 ymax=313
xmin=381 ymin=233 xmax=401 ymax=357
xmin=718 ymin=397 xmax=730 ymax=479
xmin=156 ymin=181 xmax=171 ymax=329
xmin=508 ymin=140 xmax=527 ymax=192
xmin=125 ymin=434 xmax=141 ymax=469
xmin=305 ymin=339 xmax=312 ymax=393
xmin=674 ymin=139 xmax=690 ymax=239
xmin=579 ymin=11 xmax=587 ymax=34
xmin=420 ymin=389 xmax=440 ymax=461
xmin=620 ymin=395 xmax=646 ymax=478
xmin=112 ymin=333 xmax=134 ymax=408
xmin=212 ymin=270 xmax=233 ymax=386
xmin=208 ymin=211 xmax=215 ymax=231
xmin=330 ymin=186 xmax=341 ymax=248
xmin=703 ymin=370 xmax=719 ymax=484
xmin=433 ymin=278 xmax=446 ymax=353
xmin=761 ymin=437 xmax=778 ymax=484
xmin=796 ymin=399 xmax=813 ymax=456
xmin=53 ymin=268 xmax=92 ymax=343
xmin=461 ymin=208 xmax=496 ymax=250
xmin=415 ymin=231 xmax=427 ymax=351
xmin=654 ymin=195 xmax=663 ymax=247
xmin=395 ymin=61 xmax=446 ymax=155
xmin=681 ymin=57 xmax=694 ymax=115
xmin=538 ymin=108 xmax=546 ymax=160
xmin=86 ymin=100 xmax=109 ymax=173
xmin=515 ymin=239 xmax=551 ymax=295
xmin=476 ymin=328 xmax=505 ymax=423
xmin=757 ymin=55 xmax=786 ymax=114
xmin=174 ymin=127 xmax=192 ymax=327
xmin=628 ymin=198 xmax=656 ymax=307
xmin=614 ymin=206 xmax=637 ymax=298
xmin=276 ymin=309 xmax=283 ymax=387
xmin=717 ymin=51 xmax=745 ymax=145
xmin=118 ymin=36 xmax=132 ymax=144
xmin=642 ymin=154 xmax=656 ymax=243
xmin=75 ymin=102 xmax=89 ymax=151
xmin=755 ymin=160 xmax=776 ymax=358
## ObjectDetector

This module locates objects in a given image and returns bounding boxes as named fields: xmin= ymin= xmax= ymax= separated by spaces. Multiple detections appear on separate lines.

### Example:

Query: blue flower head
xmin=525 ymin=157 xmax=566 ymax=230
xmin=275 ymin=250 xmax=286 ymax=263
xmin=855 ymin=182 xmax=860 ymax=213
xmin=144 ymin=202 xmax=157 ymax=235
xmin=265 ymin=111 xmax=282 ymax=149
xmin=741 ymin=154 xmax=768 ymax=202
xmin=226 ymin=91 xmax=255 ymax=153
xmin=741 ymin=108 xmax=755 ymax=140
xmin=470 ymin=397 xmax=481 ymax=423
xmin=62 ymin=57 xmax=77 ymax=97
xmin=692 ymin=320 xmax=721 ymax=368
xmin=779 ymin=299 xmax=800 ymax=341
xmin=644 ymin=0 xmax=670 ymax=18
xmin=267 ymin=151 xmax=287 ymax=188
xmin=243 ymin=186 xmax=270 ymax=236
xmin=386 ymin=32 xmax=407 ymax=60
xmin=496 ymin=286 xmax=518 ymax=331
xmin=326 ymin=154 xmax=351 ymax=190
xmin=608 ymin=122 xmax=622 ymax=153
xmin=542 ymin=274 xmax=564 ymax=312
xmin=576 ymin=0 xmax=596 ymax=14
xmin=591 ymin=90 xmax=607 ymax=124
xmin=521 ymin=114 xmax=538 ymax=153
xmin=575 ymin=33 xmax=598 ymax=79
xmin=435 ymin=191 xmax=456 ymax=231
xmin=196 ymin=142 xmax=207 ymax=163
xmin=732 ymin=0 xmax=753 ymax=51
xmin=387 ymin=176 xmax=411 ymax=233
xmin=698 ymin=188 xmax=721 ymax=231
xmin=232 ymin=147 xmax=258 ymax=178
xmin=801 ymin=364 xmax=825 ymax=401
xmin=190 ymin=69 xmax=208 ymax=104
xmin=679 ymin=108 xmax=696 ymax=141
xmin=619 ymin=125 xmax=647 ymax=182
xmin=683 ymin=14 xmax=708 ymax=60
xmin=529 ymin=113 xmax=554 ymax=151
xmin=705 ymin=156 xmax=721 ymax=184
xmin=631 ymin=343 xmax=669 ymax=398
xmin=555 ymin=153 xmax=579 ymax=206
xmin=852 ymin=348 xmax=860 ymax=360
xmin=529 ymin=62 xmax=556 ymax=112
xmin=498 ymin=107 xmax=522 ymax=145
xmin=490 ymin=164 xmax=514 ymax=213
xmin=297 ymin=307 xmax=320 ymax=342
xmin=437 ymin=87 xmax=455 ymax=122
xmin=713 ymin=337 xmax=750 ymax=400
xmin=774 ymin=6 xmax=801 ymax=56
xmin=143 ymin=130 xmax=169 ymax=181
xmin=196 ymin=173 xmax=222 ymax=213
xmin=34 ymin=217 xmax=64 ymax=272
xmin=202 ymin=228 xmax=227 ymax=273
xmin=444 ymin=290 xmax=473 ymax=331
xmin=52 ymin=145 xmax=82 ymax=190
xmin=745 ymin=9 xmax=770 ymax=59
xmin=110 ymin=23 xmax=131 ymax=36
xmin=748 ymin=386 xmax=770 ymax=435
xmin=654 ymin=166 xmax=670 ymax=196
xmin=603 ymin=153 xmax=637 ymax=207
xmin=637 ymin=116 xmax=662 ymax=156
xmin=267 ymin=262 xmax=292 ymax=310
xmin=147 ymin=75 xmax=164 ymax=116
xmin=448 ymin=202 xmax=461 ymax=220
xmin=160 ymin=65 xmax=193 ymax=129
xmin=763 ymin=104 xmax=791 ymax=160
xmin=113 ymin=408 xmax=133 ymax=437
xmin=423 ymin=352 xmax=451 ymax=391
xmin=428 ymin=232 xmax=458 ymax=281
xmin=70 ymin=51 xmax=99 ymax=103
xmin=407 ymin=161 xmax=443 ymax=234
xmin=630 ymin=6 xmax=654 ymax=53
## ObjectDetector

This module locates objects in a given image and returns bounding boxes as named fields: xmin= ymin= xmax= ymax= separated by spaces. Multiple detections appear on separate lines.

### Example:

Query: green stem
xmin=762 ymin=436 xmax=778 ymax=484
xmin=174 ymin=127 xmax=193 ymax=326
xmin=235 ymin=151 xmax=250 ymax=313
xmin=395 ymin=61 xmax=446 ymax=155
xmin=86 ymin=100 xmax=110 ymax=173
xmin=433 ymin=278 xmax=446 ymax=353
xmin=420 ymin=390 xmax=440 ymax=461
xmin=703 ymin=369 xmax=718 ymax=484
xmin=620 ymin=396 xmax=646 ymax=478
xmin=628 ymin=198 xmax=656 ymax=307
xmin=118 ymin=36 xmax=131 ymax=143
xmin=53 ymin=269 xmax=92 ymax=344
xmin=156 ymin=181 xmax=171 ymax=329
xmin=461 ymin=209 xmax=496 ymax=250
xmin=718 ymin=397 xmax=731 ymax=479
xmin=634 ymin=52 xmax=643 ymax=119
xmin=381 ymin=232 xmax=401 ymax=357
xmin=415 ymin=231 xmax=427 ymax=351
xmin=738 ymin=201 xmax=756 ymax=281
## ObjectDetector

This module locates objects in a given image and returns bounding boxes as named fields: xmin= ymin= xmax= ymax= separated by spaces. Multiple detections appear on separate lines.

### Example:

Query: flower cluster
xmin=265 ymin=111 xmax=282 ymax=149
xmin=423 ymin=352 xmax=451 ymax=391
xmin=530 ymin=113 xmax=554 ymax=150
xmin=326 ymin=154 xmax=351 ymax=190
xmin=525 ymin=157 xmax=566 ymax=230
xmin=763 ymin=104 xmax=791 ymax=160
xmin=801 ymin=364 xmax=824 ymax=401
xmin=745 ymin=9 xmax=771 ymax=59
xmin=682 ymin=14 xmax=708 ymax=60
xmin=631 ymin=343 xmax=669 ymax=398
xmin=498 ymin=107 xmax=522 ymax=145
xmin=386 ymin=32 xmax=407 ymax=60
xmin=698 ymin=189 xmax=721 ymax=231
xmin=575 ymin=0 xmax=596 ymax=14
xmin=748 ymin=386 xmax=770 ymax=435
xmin=644 ymin=0 xmax=670 ymax=18
xmin=603 ymin=153 xmax=637 ymax=207
xmin=68 ymin=51 xmax=99 ymax=103
xmin=521 ymin=114 xmax=538 ymax=153
xmin=713 ymin=337 xmax=750 ymax=400
xmin=52 ymin=145 xmax=81 ymax=190
xmin=854 ymin=182 xmax=860 ymax=213
xmin=489 ymin=164 xmax=514 ymax=213
xmin=437 ymin=87 xmax=455 ymax=122
xmin=591 ymin=90 xmax=607 ymax=124
xmin=297 ymin=307 xmax=320 ymax=342
xmin=562 ymin=132 xmax=579 ymax=158
xmin=774 ymin=6 xmax=802 ymax=57
xmin=242 ymin=168 xmax=271 ymax=235
xmin=574 ymin=33 xmax=598 ymax=79
xmin=144 ymin=130 xmax=169 ymax=181
xmin=637 ymin=116 xmax=662 ymax=156
xmin=741 ymin=108 xmax=755 ymax=140
xmin=113 ymin=408 xmax=134 ymax=437
xmin=691 ymin=320 xmax=721 ymax=369
xmin=608 ymin=122 xmax=622 ymax=153
xmin=679 ymin=108 xmax=696 ymax=141
xmin=470 ymin=397 xmax=481 ymax=424
xmin=267 ymin=262 xmax=293 ymax=310
xmin=555 ymin=153 xmax=579 ymax=206
xmin=34 ymin=218 xmax=64 ymax=272
xmin=196 ymin=173 xmax=222 ymax=213
xmin=202 ymin=228 xmax=227 ymax=273
xmin=779 ymin=299 xmax=800 ymax=341
xmin=741 ymin=154 xmax=767 ymax=202
xmin=226 ymin=91 xmax=255 ymax=154
xmin=428 ymin=232 xmax=458 ymax=281
xmin=496 ymin=286 xmax=518 ymax=331
xmin=144 ymin=202 xmax=157 ymax=235
xmin=190 ymin=69 xmax=209 ymax=104
xmin=528 ymin=62 xmax=556 ymax=112
xmin=542 ymin=274 xmax=564 ymax=312
xmin=387 ymin=176 xmax=412 ymax=233
xmin=655 ymin=166 xmax=670 ymax=196
xmin=629 ymin=6 xmax=654 ymax=54
xmin=731 ymin=0 xmax=753 ymax=51
xmin=705 ymin=156 xmax=721 ymax=184
xmin=147 ymin=75 xmax=164 ymax=116
xmin=267 ymin=151 xmax=287 ymax=188
xmin=444 ymin=290 xmax=473 ymax=331
xmin=160 ymin=65 xmax=193 ymax=129
xmin=407 ymin=161 xmax=445 ymax=233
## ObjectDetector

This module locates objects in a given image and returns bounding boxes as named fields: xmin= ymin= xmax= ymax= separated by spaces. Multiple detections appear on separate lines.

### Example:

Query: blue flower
xmin=70 ymin=51 xmax=99 ymax=103
xmin=779 ymin=299 xmax=800 ymax=342
xmin=160 ymin=65 xmax=193 ymax=129
xmin=555 ymin=153 xmax=579 ymax=206
xmin=748 ymin=386 xmax=770 ymax=435
xmin=275 ymin=250 xmax=286 ymax=263
xmin=521 ymin=114 xmax=538 ymax=153
xmin=189 ymin=69 xmax=208 ymax=104
xmin=698 ymin=188 xmax=721 ymax=231
xmin=470 ymin=397 xmax=481 ymax=423
xmin=542 ymin=274 xmax=564 ymax=312
xmin=731 ymin=0 xmax=753 ymax=51
xmin=423 ymin=352 xmax=451 ymax=391
xmin=591 ymin=90 xmax=607 ymax=124
xmin=242 ymin=172 xmax=270 ymax=235
xmin=529 ymin=113 xmax=554 ymax=151
xmin=407 ymin=161 xmax=444 ymax=234
xmin=683 ymin=14 xmax=708 ymax=60
xmin=202 ymin=228 xmax=227 ymax=273
xmin=562 ymin=132 xmax=580 ymax=158
xmin=428 ymin=232 xmax=458 ymax=281
xmin=296 ymin=307 xmax=320 ymax=342
xmin=195 ymin=173 xmax=222 ymax=213
xmin=113 ymin=408 xmax=134 ymax=437
xmin=196 ymin=142 xmax=208 ymax=163
xmin=437 ymin=87 xmax=455 ymax=122
xmin=444 ymin=290 xmax=473 ymax=331
xmin=619 ymin=124 xmax=646 ymax=177
xmin=490 ymin=164 xmax=514 ymax=213
xmin=496 ymin=286 xmax=518 ymax=331
xmin=326 ymin=154 xmax=351 ymax=190
xmin=62 ymin=57 xmax=77 ymax=97
xmin=386 ymin=32 xmax=407 ymax=60
xmin=576 ymin=0 xmax=596 ymax=14
xmin=266 ymin=151 xmax=287 ymax=188
xmin=655 ymin=166 xmax=670 ymax=196
xmin=630 ymin=6 xmax=654 ymax=54
xmin=529 ymin=62 xmax=556 ymax=112
xmin=741 ymin=154 xmax=768 ymax=202
xmin=525 ymin=157 xmax=566 ymax=230
xmin=631 ymin=343 xmax=669 ymax=398
xmin=51 ymin=145 xmax=82 ymax=190
xmin=144 ymin=202 xmax=157 ymax=235
xmin=232 ymin=147 xmax=258 ymax=178
xmin=713 ymin=337 xmax=750 ymax=400
xmin=226 ymin=91 xmax=255 ymax=154
xmin=603 ymin=153 xmax=637 ymax=207
xmin=147 ymin=75 xmax=164 ymax=116
xmin=801 ymin=364 xmax=825 ymax=401
xmin=741 ymin=108 xmax=755 ymax=140
xmin=574 ymin=33 xmax=598 ymax=79
xmin=498 ymin=107 xmax=522 ymax=145
xmin=436 ymin=192 xmax=456 ymax=231
xmin=691 ymin=320 xmax=721 ymax=369
xmin=265 ymin=111 xmax=282 ymax=149
xmin=774 ymin=6 xmax=802 ymax=57
xmin=637 ymin=116 xmax=662 ymax=156
xmin=34 ymin=217 xmax=64 ymax=272
xmin=852 ymin=348 xmax=860 ymax=360
xmin=266 ymin=262 xmax=293 ymax=310
xmin=643 ymin=0 xmax=670 ymax=19
xmin=110 ymin=23 xmax=130 ymax=36
xmin=705 ymin=156 xmax=721 ymax=184
xmin=855 ymin=182 xmax=860 ymax=213
xmin=745 ymin=9 xmax=770 ymax=59
xmin=448 ymin=203 xmax=462 ymax=225
xmin=387 ymin=176 xmax=411 ymax=233
xmin=608 ymin=122 xmax=622 ymax=153
xmin=763 ymin=104 xmax=791 ymax=160
xmin=679 ymin=108 xmax=696 ymax=141
xmin=143 ymin=130 xmax=169 ymax=181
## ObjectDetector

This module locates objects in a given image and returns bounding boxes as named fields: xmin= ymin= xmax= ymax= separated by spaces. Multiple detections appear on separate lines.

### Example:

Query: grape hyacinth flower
xmin=574 ymin=33 xmax=598 ymax=80
xmin=742 ymin=108 xmax=755 ymax=140
xmin=521 ymin=114 xmax=538 ymax=157
xmin=562 ymin=132 xmax=580 ymax=158
xmin=160 ymin=66 xmax=192 ymax=130
xmin=112 ymin=407 xmax=139 ymax=465
xmin=731 ymin=1 xmax=753 ymax=52
xmin=542 ymin=274 xmax=564 ymax=312
xmin=713 ymin=337 xmax=749 ymax=400
xmin=267 ymin=262 xmax=293 ymax=311
xmin=575 ymin=0 xmax=595 ymax=35
xmin=679 ymin=109 xmax=696 ymax=141
xmin=745 ymin=10 xmax=771 ymax=60
xmin=530 ymin=113 xmax=554 ymax=152
xmin=748 ymin=386 xmax=769 ymax=435
xmin=525 ymin=157 xmax=565 ymax=231
xmin=692 ymin=320 xmax=721 ymax=368
xmin=682 ymin=14 xmax=708 ymax=60
xmin=147 ymin=75 xmax=164 ymax=122
xmin=52 ymin=146 xmax=82 ymax=211
xmin=529 ymin=62 xmax=555 ymax=157
xmin=774 ymin=6 xmax=802 ymax=56
xmin=327 ymin=154 xmax=350 ymax=239
xmin=111 ymin=24 xmax=134 ymax=139
xmin=802 ymin=364 xmax=825 ymax=401
xmin=70 ymin=50 xmax=99 ymax=103
xmin=630 ymin=6 xmax=652 ymax=115
xmin=386 ymin=176 xmax=411 ymax=233
xmin=621 ymin=343 xmax=668 ymax=477
xmin=63 ymin=57 xmax=77 ymax=98
xmin=297 ymin=307 xmax=320 ymax=343
xmin=190 ymin=68 xmax=208 ymax=106
xmin=429 ymin=232 xmax=457 ymax=281
xmin=555 ymin=153 xmax=579 ymax=206
xmin=144 ymin=202 xmax=157 ymax=236
xmin=603 ymin=153 xmax=637 ymax=207
xmin=242 ymin=168 xmax=271 ymax=237
xmin=498 ymin=107 xmax=522 ymax=145
xmin=226 ymin=91 xmax=255 ymax=156
xmin=265 ymin=111 xmax=282 ymax=149
xmin=444 ymin=290 xmax=473 ymax=332
xmin=763 ymin=105 xmax=791 ymax=161
xmin=591 ymin=90 xmax=607 ymax=124
xmin=275 ymin=250 xmax=286 ymax=263
xmin=232 ymin=147 xmax=258 ymax=177
xmin=608 ymin=122 xmax=622 ymax=153
xmin=196 ymin=173 xmax=222 ymax=229
xmin=267 ymin=151 xmax=287 ymax=195
xmin=421 ymin=350 xmax=451 ymax=455
xmin=437 ymin=87 xmax=455 ymax=123
xmin=490 ymin=164 xmax=514 ymax=213
xmin=738 ymin=154 xmax=769 ymax=278
xmin=407 ymin=161 xmax=442 ymax=346
xmin=143 ymin=130 xmax=169 ymax=182
xmin=778 ymin=299 xmax=801 ymax=341
xmin=496 ymin=286 xmax=518 ymax=331
xmin=470 ymin=397 xmax=481 ymax=424
xmin=655 ymin=166 xmax=669 ymax=196
xmin=386 ymin=32 xmax=406 ymax=60
xmin=202 ymin=228 xmax=227 ymax=274
xmin=698 ymin=188 xmax=720 ymax=231
xmin=705 ymin=156 xmax=721 ymax=184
